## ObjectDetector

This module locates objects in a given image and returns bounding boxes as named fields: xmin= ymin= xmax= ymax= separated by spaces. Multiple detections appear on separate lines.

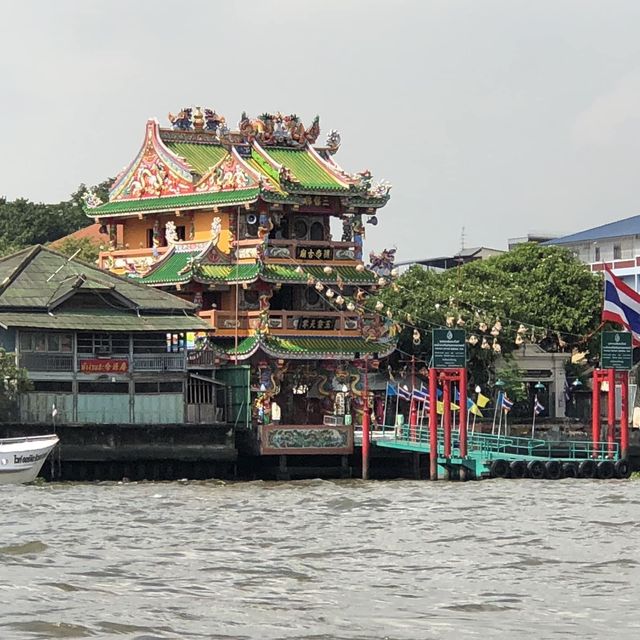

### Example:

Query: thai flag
xmin=534 ymin=396 xmax=544 ymax=416
xmin=412 ymin=386 xmax=428 ymax=402
xmin=501 ymin=393 xmax=514 ymax=412
xmin=397 ymin=385 xmax=411 ymax=401
xmin=602 ymin=266 xmax=640 ymax=344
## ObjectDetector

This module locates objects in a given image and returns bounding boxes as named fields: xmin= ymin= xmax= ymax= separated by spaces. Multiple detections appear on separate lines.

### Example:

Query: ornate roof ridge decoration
xmin=238 ymin=111 xmax=320 ymax=148
xmin=195 ymin=148 xmax=261 ymax=194
xmin=109 ymin=119 xmax=195 ymax=203
xmin=167 ymin=106 xmax=227 ymax=137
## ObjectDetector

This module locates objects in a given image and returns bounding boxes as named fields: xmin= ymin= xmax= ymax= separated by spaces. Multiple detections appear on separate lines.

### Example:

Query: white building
xmin=545 ymin=215 xmax=640 ymax=290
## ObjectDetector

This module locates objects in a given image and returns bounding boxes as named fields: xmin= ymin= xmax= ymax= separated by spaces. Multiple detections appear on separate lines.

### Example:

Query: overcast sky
xmin=2 ymin=0 xmax=640 ymax=261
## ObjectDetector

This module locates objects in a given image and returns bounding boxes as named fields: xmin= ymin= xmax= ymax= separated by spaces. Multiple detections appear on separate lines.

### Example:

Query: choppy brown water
xmin=1 ymin=479 xmax=639 ymax=640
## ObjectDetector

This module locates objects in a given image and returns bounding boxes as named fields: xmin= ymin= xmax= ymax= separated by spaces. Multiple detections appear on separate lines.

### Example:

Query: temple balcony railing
xmin=197 ymin=309 xmax=373 ymax=337
xmin=97 ymin=247 xmax=169 ymax=271
xmin=234 ymin=238 xmax=359 ymax=263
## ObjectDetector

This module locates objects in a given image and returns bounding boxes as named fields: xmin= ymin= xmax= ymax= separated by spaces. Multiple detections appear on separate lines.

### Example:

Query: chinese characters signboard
xmin=297 ymin=317 xmax=337 ymax=330
xmin=295 ymin=247 xmax=334 ymax=260
xmin=79 ymin=359 xmax=129 ymax=374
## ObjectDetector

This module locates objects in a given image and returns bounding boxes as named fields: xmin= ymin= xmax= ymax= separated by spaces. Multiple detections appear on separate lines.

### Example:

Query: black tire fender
xmin=489 ymin=458 xmax=510 ymax=479
xmin=527 ymin=459 xmax=546 ymax=479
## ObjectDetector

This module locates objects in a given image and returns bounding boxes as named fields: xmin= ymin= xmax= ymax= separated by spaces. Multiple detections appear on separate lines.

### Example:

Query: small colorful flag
xmin=412 ymin=387 xmax=428 ymax=402
xmin=476 ymin=392 xmax=491 ymax=408
xmin=534 ymin=395 xmax=544 ymax=416
xmin=467 ymin=398 xmax=483 ymax=417
xmin=386 ymin=382 xmax=397 ymax=397
xmin=501 ymin=394 xmax=514 ymax=412
xmin=397 ymin=385 xmax=411 ymax=401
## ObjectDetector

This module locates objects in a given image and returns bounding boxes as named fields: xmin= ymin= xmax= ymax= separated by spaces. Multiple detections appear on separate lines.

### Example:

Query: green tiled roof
xmin=262 ymin=265 xmax=377 ymax=285
xmin=0 ymin=246 xmax=196 ymax=312
xmin=266 ymin=148 xmax=348 ymax=191
xmin=261 ymin=336 xmax=395 ymax=359
xmin=90 ymin=189 xmax=259 ymax=217
xmin=195 ymin=264 xmax=261 ymax=283
xmin=210 ymin=336 xmax=260 ymax=358
xmin=0 ymin=309 xmax=209 ymax=332
xmin=165 ymin=143 xmax=228 ymax=175
xmin=137 ymin=251 xmax=200 ymax=286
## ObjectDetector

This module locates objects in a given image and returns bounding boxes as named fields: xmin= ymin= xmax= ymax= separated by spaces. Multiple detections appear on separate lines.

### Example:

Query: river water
xmin=1 ymin=479 xmax=639 ymax=640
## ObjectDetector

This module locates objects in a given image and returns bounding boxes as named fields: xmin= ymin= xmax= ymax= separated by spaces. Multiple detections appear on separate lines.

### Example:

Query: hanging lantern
xmin=315 ymin=282 xmax=324 ymax=291
xmin=446 ymin=315 xmax=455 ymax=327
xmin=490 ymin=325 xmax=500 ymax=337
xmin=326 ymin=289 xmax=335 ymax=298
xmin=468 ymin=334 xmax=479 ymax=346
xmin=412 ymin=329 xmax=421 ymax=346
xmin=479 ymin=322 xmax=488 ymax=332
xmin=295 ymin=266 xmax=304 ymax=274
xmin=492 ymin=339 xmax=501 ymax=353
xmin=356 ymin=264 xmax=365 ymax=272
xmin=493 ymin=319 xmax=502 ymax=332
xmin=391 ymin=267 xmax=399 ymax=277
xmin=377 ymin=277 xmax=387 ymax=286
xmin=307 ymin=276 xmax=315 ymax=286
xmin=386 ymin=309 xmax=393 ymax=318
xmin=515 ymin=334 xmax=524 ymax=345
xmin=481 ymin=336 xmax=490 ymax=349
xmin=456 ymin=315 xmax=465 ymax=327
xmin=335 ymin=295 xmax=345 ymax=306
xmin=375 ymin=301 xmax=384 ymax=311
xmin=517 ymin=324 xmax=527 ymax=335
xmin=347 ymin=302 xmax=356 ymax=311
xmin=323 ymin=266 xmax=333 ymax=274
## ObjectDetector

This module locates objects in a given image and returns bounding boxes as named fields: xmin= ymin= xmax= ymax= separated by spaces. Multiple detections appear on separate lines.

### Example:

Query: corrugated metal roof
xmin=0 ymin=245 xmax=197 ymax=312
xmin=0 ymin=310 xmax=209 ymax=331
xmin=545 ymin=215 xmax=640 ymax=245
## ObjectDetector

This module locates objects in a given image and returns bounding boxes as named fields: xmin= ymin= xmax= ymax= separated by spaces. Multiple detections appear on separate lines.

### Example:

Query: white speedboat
xmin=0 ymin=435 xmax=59 ymax=484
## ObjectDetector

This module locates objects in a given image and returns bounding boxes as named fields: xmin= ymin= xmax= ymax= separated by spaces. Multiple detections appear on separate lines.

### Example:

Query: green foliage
xmin=0 ymin=178 xmax=112 ymax=259
xmin=54 ymin=236 xmax=101 ymax=265
xmin=0 ymin=348 xmax=32 ymax=419
xmin=379 ymin=243 xmax=602 ymax=389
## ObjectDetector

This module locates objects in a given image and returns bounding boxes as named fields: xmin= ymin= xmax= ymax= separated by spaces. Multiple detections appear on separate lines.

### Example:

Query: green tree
xmin=0 ymin=348 xmax=32 ymax=420
xmin=378 ymin=243 xmax=602 ymax=389
xmin=54 ymin=236 xmax=101 ymax=265
xmin=0 ymin=178 xmax=112 ymax=258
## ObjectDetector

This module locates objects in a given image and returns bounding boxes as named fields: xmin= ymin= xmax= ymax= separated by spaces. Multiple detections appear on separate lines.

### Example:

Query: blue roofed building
xmin=545 ymin=215 xmax=640 ymax=290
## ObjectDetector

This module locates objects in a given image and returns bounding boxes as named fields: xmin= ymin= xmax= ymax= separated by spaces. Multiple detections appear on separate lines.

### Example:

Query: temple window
xmin=310 ymin=221 xmax=324 ymax=241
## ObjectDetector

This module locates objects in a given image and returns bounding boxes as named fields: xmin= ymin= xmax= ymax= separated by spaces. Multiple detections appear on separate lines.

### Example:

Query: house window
xmin=77 ymin=333 xmax=129 ymax=355
xmin=19 ymin=332 xmax=73 ymax=352
xmin=613 ymin=244 xmax=622 ymax=260
xmin=594 ymin=246 xmax=601 ymax=262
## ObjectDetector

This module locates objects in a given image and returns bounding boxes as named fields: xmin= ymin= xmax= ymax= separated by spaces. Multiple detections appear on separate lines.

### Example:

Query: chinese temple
xmin=87 ymin=106 xmax=395 ymax=457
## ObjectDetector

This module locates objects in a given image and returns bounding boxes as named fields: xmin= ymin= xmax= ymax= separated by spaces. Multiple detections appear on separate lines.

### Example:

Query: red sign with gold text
xmin=79 ymin=359 xmax=129 ymax=374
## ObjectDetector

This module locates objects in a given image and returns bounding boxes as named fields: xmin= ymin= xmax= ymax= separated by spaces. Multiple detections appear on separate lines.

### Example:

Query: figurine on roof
xmin=368 ymin=248 xmax=396 ymax=277
xmin=168 ymin=107 xmax=193 ymax=131
xmin=204 ymin=108 xmax=225 ymax=133
xmin=325 ymin=129 xmax=341 ymax=154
